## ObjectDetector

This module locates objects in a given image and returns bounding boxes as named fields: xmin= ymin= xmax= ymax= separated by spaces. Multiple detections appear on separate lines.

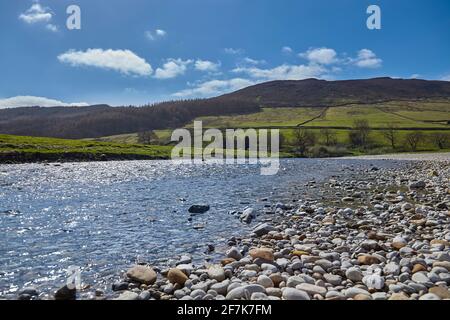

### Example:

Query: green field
xmin=0 ymin=134 xmax=172 ymax=161
xmin=57 ymin=99 xmax=450 ymax=158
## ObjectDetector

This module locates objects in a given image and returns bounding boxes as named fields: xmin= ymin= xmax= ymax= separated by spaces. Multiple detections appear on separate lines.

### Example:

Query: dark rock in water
xmin=54 ymin=284 xmax=76 ymax=300
xmin=188 ymin=204 xmax=210 ymax=214
xmin=18 ymin=294 xmax=32 ymax=300
xmin=240 ymin=208 xmax=256 ymax=224
xmin=18 ymin=287 xmax=39 ymax=296
xmin=370 ymin=167 xmax=379 ymax=171
xmin=112 ymin=281 xmax=129 ymax=291
xmin=205 ymin=244 xmax=215 ymax=253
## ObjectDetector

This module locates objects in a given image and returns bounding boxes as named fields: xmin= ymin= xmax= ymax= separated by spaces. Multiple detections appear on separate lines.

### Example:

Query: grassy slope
xmin=85 ymin=99 xmax=450 ymax=157
xmin=0 ymin=134 xmax=172 ymax=161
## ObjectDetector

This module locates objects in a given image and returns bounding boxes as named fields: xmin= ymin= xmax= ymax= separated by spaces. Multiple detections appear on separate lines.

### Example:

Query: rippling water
xmin=0 ymin=159 xmax=399 ymax=297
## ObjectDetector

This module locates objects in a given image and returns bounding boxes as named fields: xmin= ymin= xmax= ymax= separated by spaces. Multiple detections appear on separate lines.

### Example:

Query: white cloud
xmin=173 ymin=78 xmax=255 ymax=98
xmin=145 ymin=29 xmax=167 ymax=40
xmin=45 ymin=24 xmax=58 ymax=32
xmin=410 ymin=74 xmax=420 ymax=79
xmin=243 ymin=57 xmax=266 ymax=65
xmin=224 ymin=48 xmax=244 ymax=55
xmin=19 ymin=3 xmax=52 ymax=24
xmin=353 ymin=49 xmax=382 ymax=68
xmin=282 ymin=46 xmax=293 ymax=54
xmin=194 ymin=60 xmax=220 ymax=72
xmin=154 ymin=58 xmax=192 ymax=79
xmin=441 ymin=74 xmax=450 ymax=81
xmin=299 ymin=47 xmax=337 ymax=65
xmin=0 ymin=96 xmax=89 ymax=109
xmin=58 ymin=49 xmax=153 ymax=77
xmin=232 ymin=64 xmax=327 ymax=81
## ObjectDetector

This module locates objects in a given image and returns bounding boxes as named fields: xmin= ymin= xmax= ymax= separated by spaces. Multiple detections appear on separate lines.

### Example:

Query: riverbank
xmin=13 ymin=157 xmax=448 ymax=301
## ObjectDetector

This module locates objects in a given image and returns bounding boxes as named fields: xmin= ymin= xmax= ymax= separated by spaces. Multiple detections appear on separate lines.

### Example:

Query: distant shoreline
xmin=0 ymin=151 xmax=448 ymax=165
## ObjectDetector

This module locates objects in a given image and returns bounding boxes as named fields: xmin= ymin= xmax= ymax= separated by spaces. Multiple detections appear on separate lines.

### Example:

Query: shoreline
xmin=11 ymin=157 xmax=449 ymax=300
xmin=0 ymin=151 xmax=448 ymax=165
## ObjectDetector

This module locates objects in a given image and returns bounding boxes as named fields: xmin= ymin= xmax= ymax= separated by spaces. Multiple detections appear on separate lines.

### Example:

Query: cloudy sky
xmin=0 ymin=0 xmax=449 ymax=107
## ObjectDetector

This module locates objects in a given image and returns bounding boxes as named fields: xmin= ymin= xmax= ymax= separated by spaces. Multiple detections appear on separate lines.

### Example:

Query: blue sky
xmin=0 ymin=0 xmax=449 ymax=107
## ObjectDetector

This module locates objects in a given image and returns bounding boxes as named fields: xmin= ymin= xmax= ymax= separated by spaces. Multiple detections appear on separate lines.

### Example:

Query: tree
xmin=382 ymin=123 xmax=398 ymax=149
xmin=349 ymin=119 xmax=371 ymax=148
xmin=138 ymin=130 xmax=157 ymax=145
xmin=430 ymin=132 xmax=449 ymax=149
xmin=320 ymin=128 xmax=337 ymax=146
xmin=293 ymin=128 xmax=316 ymax=156
xmin=405 ymin=131 xmax=423 ymax=151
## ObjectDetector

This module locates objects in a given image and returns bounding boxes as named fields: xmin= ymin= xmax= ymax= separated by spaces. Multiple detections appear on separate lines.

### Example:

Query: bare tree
xmin=293 ymin=128 xmax=316 ymax=156
xmin=405 ymin=131 xmax=423 ymax=151
xmin=138 ymin=130 xmax=157 ymax=145
xmin=349 ymin=119 xmax=371 ymax=148
xmin=320 ymin=128 xmax=337 ymax=146
xmin=382 ymin=123 xmax=398 ymax=149
xmin=430 ymin=132 xmax=449 ymax=149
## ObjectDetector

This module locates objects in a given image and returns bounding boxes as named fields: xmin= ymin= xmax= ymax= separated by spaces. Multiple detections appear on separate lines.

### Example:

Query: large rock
xmin=207 ymin=265 xmax=226 ymax=282
xmin=115 ymin=291 xmax=139 ymax=300
xmin=249 ymin=248 xmax=274 ymax=261
xmin=188 ymin=204 xmax=210 ymax=214
xmin=54 ymin=284 xmax=76 ymax=300
xmin=167 ymin=268 xmax=189 ymax=285
xmin=346 ymin=267 xmax=363 ymax=282
xmin=126 ymin=265 xmax=157 ymax=285
xmin=252 ymin=223 xmax=276 ymax=236
xmin=240 ymin=208 xmax=256 ymax=224
xmin=282 ymin=288 xmax=310 ymax=300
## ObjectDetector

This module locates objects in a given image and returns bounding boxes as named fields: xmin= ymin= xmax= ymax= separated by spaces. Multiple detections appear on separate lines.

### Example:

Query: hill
xmin=0 ymin=77 xmax=449 ymax=139
xmin=221 ymin=77 xmax=450 ymax=107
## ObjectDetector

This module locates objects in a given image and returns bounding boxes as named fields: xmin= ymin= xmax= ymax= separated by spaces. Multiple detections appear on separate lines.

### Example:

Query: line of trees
xmin=285 ymin=120 xmax=449 ymax=157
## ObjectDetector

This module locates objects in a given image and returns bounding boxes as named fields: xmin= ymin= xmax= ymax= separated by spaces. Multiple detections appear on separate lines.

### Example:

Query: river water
xmin=0 ymin=159 xmax=400 ymax=298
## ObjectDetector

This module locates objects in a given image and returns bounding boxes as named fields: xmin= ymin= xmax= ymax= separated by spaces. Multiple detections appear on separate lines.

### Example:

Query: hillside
xmin=221 ymin=77 xmax=450 ymax=107
xmin=0 ymin=78 xmax=449 ymax=139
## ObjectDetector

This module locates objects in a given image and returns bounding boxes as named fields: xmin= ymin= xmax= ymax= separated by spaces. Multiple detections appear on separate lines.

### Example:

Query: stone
xmin=191 ymin=289 xmax=206 ymax=299
xmin=114 ymin=291 xmax=139 ymax=300
xmin=112 ymin=281 xmax=129 ymax=291
xmin=409 ymin=181 xmax=426 ymax=189
xmin=354 ymin=294 xmax=372 ymax=300
xmin=412 ymin=272 xmax=431 ymax=284
xmin=126 ymin=265 xmax=157 ymax=285
xmin=54 ymin=284 xmax=76 ymax=300
xmin=226 ymin=247 xmax=242 ymax=261
xmin=389 ymin=292 xmax=409 ymax=300
xmin=429 ymin=286 xmax=450 ymax=299
xmin=253 ymin=223 xmax=276 ymax=236
xmin=323 ymin=273 xmax=342 ymax=286
xmin=257 ymin=275 xmax=274 ymax=288
xmin=363 ymin=274 xmax=385 ymax=290
xmin=296 ymin=283 xmax=327 ymax=296
xmin=266 ymin=287 xmax=282 ymax=297
xmin=251 ymin=292 xmax=268 ymax=300
xmin=344 ymin=287 xmax=371 ymax=299
xmin=207 ymin=265 xmax=226 ymax=282
xmin=210 ymin=280 xmax=230 ymax=296
xmin=383 ymin=262 xmax=400 ymax=276
xmin=282 ymin=288 xmax=310 ymax=300
xmin=18 ymin=287 xmax=39 ymax=296
xmin=346 ymin=267 xmax=363 ymax=282
xmin=412 ymin=264 xmax=427 ymax=273
xmin=419 ymin=293 xmax=440 ymax=300
xmin=372 ymin=292 xmax=387 ymax=300
xmin=357 ymin=255 xmax=381 ymax=265
xmin=287 ymin=276 xmax=305 ymax=287
xmin=226 ymin=287 xmax=246 ymax=300
xmin=188 ymin=204 xmax=210 ymax=214
xmin=249 ymin=248 xmax=274 ymax=261
xmin=167 ymin=268 xmax=189 ymax=285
